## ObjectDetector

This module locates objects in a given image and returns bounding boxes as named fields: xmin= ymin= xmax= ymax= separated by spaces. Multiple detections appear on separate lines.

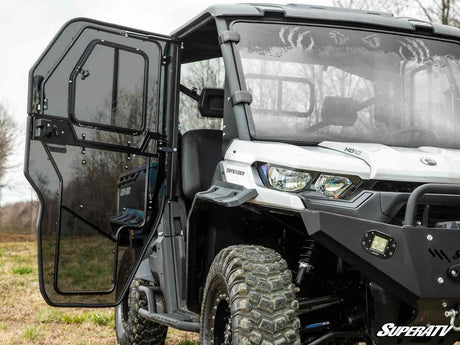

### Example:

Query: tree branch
xmin=414 ymin=0 xmax=434 ymax=22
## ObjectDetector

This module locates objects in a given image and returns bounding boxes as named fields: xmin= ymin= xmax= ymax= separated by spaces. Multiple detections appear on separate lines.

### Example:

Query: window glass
xmin=116 ymin=50 xmax=145 ymax=129
xmin=235 ymin=22 xmax=460 ymax=148
xmin=74 ymin=44 xmax=146 ymax=130
xmin=74 ymin=44 xmax=113 ymax=125
xmin=246 ymin=74 xmax=313 ymax=116
xmin=179 ymin=58 xmax=224 ymax=133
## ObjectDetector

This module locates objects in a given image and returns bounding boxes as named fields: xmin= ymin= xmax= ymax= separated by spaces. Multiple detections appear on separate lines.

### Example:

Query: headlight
xmin=258 ymin=164 xmax=311 ymax=192
xmin=315 ymin=174 xmax=352 ymax=198
xmin=256 ymin=162 xmax=357 ymax=198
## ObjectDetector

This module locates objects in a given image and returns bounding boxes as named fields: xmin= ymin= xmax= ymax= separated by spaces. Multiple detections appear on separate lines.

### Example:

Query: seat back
xmin=181 ymin=129 xmax=222 ymax=200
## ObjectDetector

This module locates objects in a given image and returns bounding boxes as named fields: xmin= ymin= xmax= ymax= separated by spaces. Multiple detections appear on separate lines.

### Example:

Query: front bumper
xmin=302 ymin=209 xmax=460 ymax=306
xmin=299 ymin=184 xmax=460 ymax=343
xmin=300 ymin=183 xmax=460 ymax=308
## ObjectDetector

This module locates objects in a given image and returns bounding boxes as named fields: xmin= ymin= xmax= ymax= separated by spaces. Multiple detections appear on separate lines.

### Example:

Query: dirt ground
xmin=0 ymin=237 xmax=199 ymax=345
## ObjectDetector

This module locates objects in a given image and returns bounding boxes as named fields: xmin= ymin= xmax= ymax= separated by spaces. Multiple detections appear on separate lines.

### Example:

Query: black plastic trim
xmin=195 ymin=180 xmax=258 ymax=207
xmin=229 ymin=90 xmax=252 ymax=106
xmin=218 ymin=30 xmax=241 ymax=44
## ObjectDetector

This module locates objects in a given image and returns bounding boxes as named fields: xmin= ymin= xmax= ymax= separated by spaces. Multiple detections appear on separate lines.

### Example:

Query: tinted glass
xmin=27 ymin=141 xmax=61 ymax=303
xmin=116 ymin=50 xmax=146 ymax=128
xmin=57 ymin=209 xmax=116 ymax=293
xmin=26 ymin=19 xmax=168 ymax=305
xmin=73 ymin=44 xmax=146 ymax=130
xmin=235 ymin=22 xmax=460 ymax=149
xmin=74 ymin=44 xmax=114 ymax=125
xmin=27 ymin=140 xmax=152 ymax=302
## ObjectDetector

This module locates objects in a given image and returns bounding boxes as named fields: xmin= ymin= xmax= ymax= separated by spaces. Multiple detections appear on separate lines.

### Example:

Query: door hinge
xmin=158 ymin=146 xmax=177 ymax=153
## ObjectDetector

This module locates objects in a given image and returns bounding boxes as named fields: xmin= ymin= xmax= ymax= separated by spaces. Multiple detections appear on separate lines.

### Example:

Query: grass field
xmin=0 ymin=237 xmax=198 ymax=345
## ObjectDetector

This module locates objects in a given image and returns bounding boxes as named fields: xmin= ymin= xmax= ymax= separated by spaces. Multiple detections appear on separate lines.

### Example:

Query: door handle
xmin=35 ymin=119 xmax=60 ymax=138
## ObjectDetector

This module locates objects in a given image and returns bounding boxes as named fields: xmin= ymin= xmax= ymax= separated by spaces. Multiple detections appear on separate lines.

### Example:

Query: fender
xmin=184 ymin=174 xmax=257 ymax=313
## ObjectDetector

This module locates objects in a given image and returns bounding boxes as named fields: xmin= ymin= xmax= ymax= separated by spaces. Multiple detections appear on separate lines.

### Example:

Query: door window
xmin=72 ymin=42 xmax=147 ymax=131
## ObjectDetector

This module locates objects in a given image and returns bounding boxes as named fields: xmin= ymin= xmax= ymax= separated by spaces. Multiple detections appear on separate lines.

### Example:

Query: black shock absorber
xmin=347 ymin=307 xmax=366 ymax=328
xmin=295 ymin=239 xmax=320 ymax=286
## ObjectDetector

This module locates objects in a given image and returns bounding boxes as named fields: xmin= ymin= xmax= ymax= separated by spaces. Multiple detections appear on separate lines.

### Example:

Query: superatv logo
xmin=377 ymin=323 xmax=452 ymax=337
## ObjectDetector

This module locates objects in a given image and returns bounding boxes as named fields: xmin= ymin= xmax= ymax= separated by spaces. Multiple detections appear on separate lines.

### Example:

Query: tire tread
xmin=201 ymin=245 xmax=300 ymax=345
xmin=124 ymin=279 xmax=168 ymax=345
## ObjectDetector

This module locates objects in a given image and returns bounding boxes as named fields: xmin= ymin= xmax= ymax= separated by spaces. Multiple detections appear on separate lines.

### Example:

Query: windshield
xmin=234 ymin=22 xmax=460 ymax=149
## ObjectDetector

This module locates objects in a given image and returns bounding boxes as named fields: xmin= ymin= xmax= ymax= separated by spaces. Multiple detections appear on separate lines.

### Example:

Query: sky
xmin=1 ymin=0 xmax=344 ymax=205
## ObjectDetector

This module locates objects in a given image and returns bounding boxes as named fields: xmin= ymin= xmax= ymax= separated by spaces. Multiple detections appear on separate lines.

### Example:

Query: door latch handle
xmin=35 ymin=119 xmax=60 ymax=138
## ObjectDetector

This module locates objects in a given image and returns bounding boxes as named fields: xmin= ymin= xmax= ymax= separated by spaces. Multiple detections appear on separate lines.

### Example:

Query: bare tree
xmin=334 ymin=0 xmax=459 ymax=26
xmin=0 ymin=103 xmax=16 ymax=190
xmin=414 ymin=0 xmax=460 ymax=25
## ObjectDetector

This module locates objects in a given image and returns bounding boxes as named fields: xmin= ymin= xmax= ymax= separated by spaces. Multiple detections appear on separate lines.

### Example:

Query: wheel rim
xmin=214 ymin=299 xmax=232 ymax=345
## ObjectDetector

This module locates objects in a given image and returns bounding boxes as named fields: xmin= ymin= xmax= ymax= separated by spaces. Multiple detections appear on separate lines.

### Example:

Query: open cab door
xmin=25 ymin=18 xmax=175 ymax=306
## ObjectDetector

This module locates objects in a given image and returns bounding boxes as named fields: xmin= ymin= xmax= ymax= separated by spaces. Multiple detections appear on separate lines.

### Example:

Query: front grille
xmin=368 ymin=180 xmax=424 ymax=193
xmin=390 ymin=204 xmax=460 ymax=227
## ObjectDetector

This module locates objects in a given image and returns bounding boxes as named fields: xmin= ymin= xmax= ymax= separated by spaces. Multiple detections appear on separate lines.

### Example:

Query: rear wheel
xmin=115 ymin=251 xmax=167 ymax=345
xmin=201 ymin=245 xmax=300 ymax=345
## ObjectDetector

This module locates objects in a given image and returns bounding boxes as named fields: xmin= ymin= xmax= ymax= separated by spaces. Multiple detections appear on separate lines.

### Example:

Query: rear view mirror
xmin=198 ymin=88 xmax=224 ymax=118
xmin=321 ymin=97 xmax=358 ymax=126
xmin=304 ymin=96 xmax=358 ymax=133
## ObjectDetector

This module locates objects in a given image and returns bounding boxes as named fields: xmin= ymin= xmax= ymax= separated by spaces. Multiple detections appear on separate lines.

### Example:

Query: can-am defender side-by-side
xmin=24 ymin=4 xmax=460 ymax=344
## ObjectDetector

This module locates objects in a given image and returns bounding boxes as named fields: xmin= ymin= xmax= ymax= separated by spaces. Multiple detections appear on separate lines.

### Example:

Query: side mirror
xmin=198 ymin=88 xmax=224 ymax=118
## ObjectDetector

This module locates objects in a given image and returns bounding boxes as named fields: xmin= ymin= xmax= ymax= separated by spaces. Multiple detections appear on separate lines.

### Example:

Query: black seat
xmin=181 ymin=129 xmax=222 ymax=201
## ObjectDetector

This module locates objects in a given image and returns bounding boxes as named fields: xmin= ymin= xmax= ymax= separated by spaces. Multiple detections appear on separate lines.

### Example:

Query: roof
xmin=171 ymin=3 xmax=460 ymax=39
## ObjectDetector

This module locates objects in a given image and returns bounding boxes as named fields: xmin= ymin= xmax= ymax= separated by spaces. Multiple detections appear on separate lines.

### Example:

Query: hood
xmin=225 ymin=139 xmax=370 ymax=178
xmin=319 ymin=141 xmax=460 ymax=184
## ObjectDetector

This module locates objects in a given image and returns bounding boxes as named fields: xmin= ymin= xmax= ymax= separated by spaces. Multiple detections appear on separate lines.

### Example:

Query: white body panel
xmin=320 ymin=141 xmax=460 ymax=183
xmin=222 ymin=139 xmax=460 ymax=210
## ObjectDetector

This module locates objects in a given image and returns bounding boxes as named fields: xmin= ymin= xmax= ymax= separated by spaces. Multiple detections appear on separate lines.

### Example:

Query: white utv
xmin=24 ymin=4 xmax=460 ymax=345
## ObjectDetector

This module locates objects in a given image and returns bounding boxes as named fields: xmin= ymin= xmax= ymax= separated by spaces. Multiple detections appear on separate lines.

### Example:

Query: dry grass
xmin=0 ymin=237 xmax=199 ymax=345
xmin=0 ymin=234 xmax=35 ymax=243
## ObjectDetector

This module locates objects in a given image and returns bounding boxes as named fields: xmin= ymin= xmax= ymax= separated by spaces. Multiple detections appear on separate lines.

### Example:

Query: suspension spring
xmin=295 ymin=239 xmax=321 ymax=286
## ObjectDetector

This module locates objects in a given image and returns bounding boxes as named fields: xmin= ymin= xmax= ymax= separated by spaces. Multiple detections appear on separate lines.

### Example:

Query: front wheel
xmin=200 ymin=245 xmax=300 ymax=345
